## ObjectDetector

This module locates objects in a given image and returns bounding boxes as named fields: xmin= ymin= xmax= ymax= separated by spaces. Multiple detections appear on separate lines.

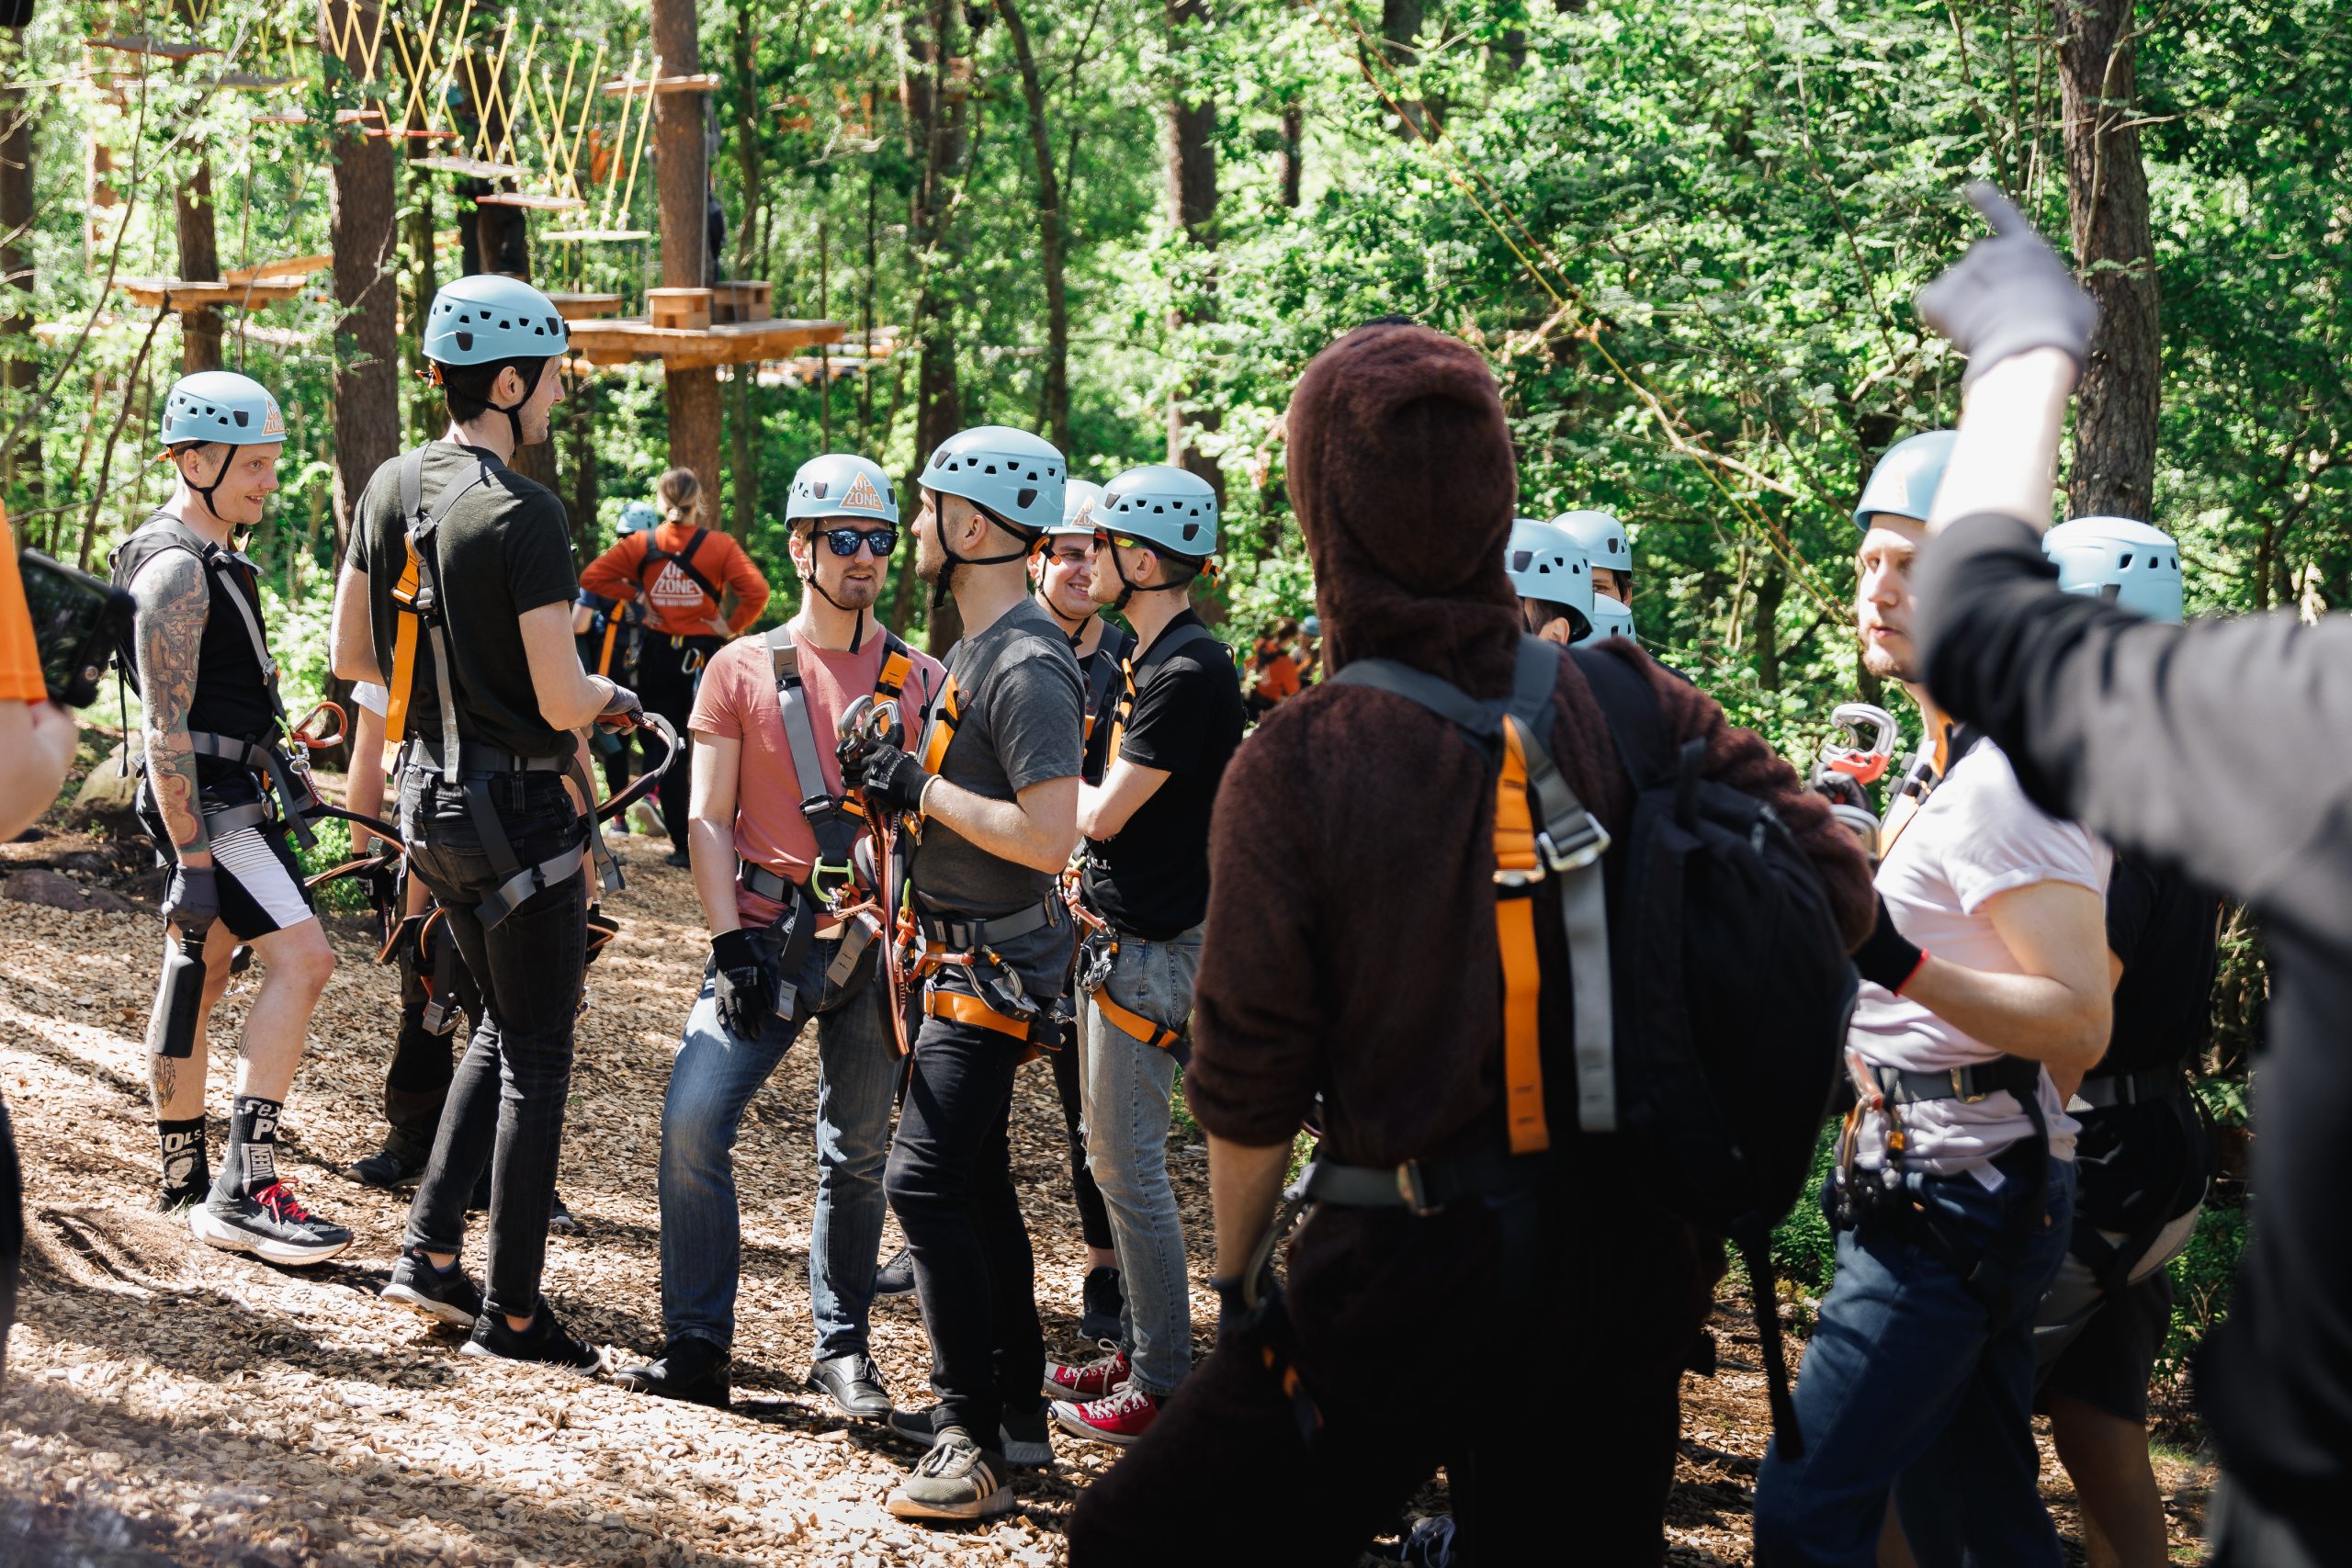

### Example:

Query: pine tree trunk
xmin=175 ymin=162 xmax=223 ymax=374
xmin=904 ymin=0 xmax=967 ymax=651
xmin=322 ymin=3 xmax=400 ymax=563
xmin=1 ymin=35 xmax=40 ymax=513
xmin=1163 ymin=0 xmax=1221 ymax=506
xmin=2057 ymin=0 xmax=2160 ymax=520
xmin=654 ymin=0 xmax=721 ymax=508
xmin=1381 ymin=0 xmax=1433 ymax=139
xmin=1275 ymin=104 xmax=1304 ymax=209
xmin=995 ymin=0 xmax=1069 ymax=451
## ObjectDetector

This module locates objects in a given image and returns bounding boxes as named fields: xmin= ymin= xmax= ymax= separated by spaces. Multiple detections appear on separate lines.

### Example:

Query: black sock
xmin=157 ymin=1116 xmax=208 ymax=1200
xmin=218 ymin=1095 xmax=284 ymax=1199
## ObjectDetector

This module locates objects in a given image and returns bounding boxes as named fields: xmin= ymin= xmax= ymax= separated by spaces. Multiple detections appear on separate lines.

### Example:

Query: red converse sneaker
xmin=1042 ymin=1349 xmax=1129 ymax=1402
xmin=1049 ymin=1383 xmax=1160 ymax=1447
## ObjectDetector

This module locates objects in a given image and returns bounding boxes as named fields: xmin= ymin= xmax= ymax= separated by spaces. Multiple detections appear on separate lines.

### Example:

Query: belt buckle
xmin=1539 ymin=816 xmax=1611 ymax=873
xmin=1396 ymin=1161 xmax=1440 ymax=1218
xmin=1951 ymin=1066 xmax=1989 ymax=1104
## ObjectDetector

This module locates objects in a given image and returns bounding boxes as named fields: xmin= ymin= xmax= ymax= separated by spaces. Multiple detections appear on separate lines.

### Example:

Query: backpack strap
xmin=764 ymin=624 xmax=864 ymax=898
xmin=1103 ymin=621 xmax=1219 ymax=761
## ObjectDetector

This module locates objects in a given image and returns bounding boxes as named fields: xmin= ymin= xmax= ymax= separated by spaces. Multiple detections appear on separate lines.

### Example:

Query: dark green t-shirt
xmin=346 ymin=442 xmax=579 ymax=760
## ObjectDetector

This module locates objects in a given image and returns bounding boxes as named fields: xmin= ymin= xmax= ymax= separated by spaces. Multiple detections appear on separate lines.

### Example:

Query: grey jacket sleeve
xmin=1917 ymin=512 xmax=2352 ymax=951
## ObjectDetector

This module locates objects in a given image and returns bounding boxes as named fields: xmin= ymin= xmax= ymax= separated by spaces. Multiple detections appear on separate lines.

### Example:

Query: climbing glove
xmin=845 ymin=740 xmax=933 ymax=818
xmin=1915 ymin=183 xmax=2099 ymax=389
xmin=711 ymin=928 xmax=780 ymax=1040
xmin=162 ymin=864 xmax=220 ymax=935
xmin=1851 ymin=894 xmax=1928 ymax=995
xmin=597 ymin=680 xmax=646 ymax=731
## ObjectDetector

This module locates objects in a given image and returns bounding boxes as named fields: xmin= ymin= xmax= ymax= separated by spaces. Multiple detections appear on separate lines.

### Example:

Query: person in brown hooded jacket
xmin=1065 ymin=321 xmax=1876 ymax=1565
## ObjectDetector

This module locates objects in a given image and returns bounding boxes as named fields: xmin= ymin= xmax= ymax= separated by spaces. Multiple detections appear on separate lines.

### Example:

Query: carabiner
xmin=1821 ymin=703 xmax=1899 ymax=786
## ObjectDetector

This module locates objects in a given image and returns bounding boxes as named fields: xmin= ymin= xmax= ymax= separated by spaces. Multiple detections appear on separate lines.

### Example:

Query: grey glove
xmin=1915 ymin=183 xmax=2099 ymax=389
xmin=162 ymin=864 xmax=220 ymax=934
xmin=597 ymin=681 xmax=645 ymax=730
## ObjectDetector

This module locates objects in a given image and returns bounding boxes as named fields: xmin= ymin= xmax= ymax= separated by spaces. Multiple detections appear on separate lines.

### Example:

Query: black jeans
xmin=635 ymin=635 xmax=721 ymax=853
xmin=884 ymin=1017 xmax=1046 ymax=1440
xmin=400 ymin=770 xmax=588 ymax=1319
xmin=1047 ymin=1021 xmax=1114 ymax=1252
xmin=381 ymin=931 xmax=479 ymax=1162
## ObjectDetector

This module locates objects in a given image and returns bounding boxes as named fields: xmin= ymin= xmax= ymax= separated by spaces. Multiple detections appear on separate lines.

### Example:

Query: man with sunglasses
xmin=1047 ymin=465 xmax=1243 ymax=1447
xmin=615 ymin=453 xmax=942 ymax=1418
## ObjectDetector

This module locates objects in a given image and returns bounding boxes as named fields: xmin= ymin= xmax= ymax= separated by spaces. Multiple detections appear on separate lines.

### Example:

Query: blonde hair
xmin=656 ymin=467 xmax=702 ymax=525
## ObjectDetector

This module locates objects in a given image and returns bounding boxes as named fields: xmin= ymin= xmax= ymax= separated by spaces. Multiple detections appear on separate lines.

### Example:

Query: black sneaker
xmin=351 ymin=1145 xmax=429 ymax=1190
xmin=188 ymin=1181 xmax=354 ymax=1267
xmin=887 ymin=1427 xmax=1018 ymax=1522
xmin=874 ymin=1245 xmax=917 ymax=1299
xmin=458 ymin=1299 xmax=605 ymax=1374
xmin=1080 ymin=1266 xmax=1125 ymax=1345
xmin=806 ymin=1352 xmax=891 ymax=1420
xmin=547 ymin=1190 xmax=580 ymax=1235
xmin=887 ymin=1403 xmax=1052 ymax=1470
xmin=612 ymin=1337 xmax=730 ymax=1407
xmin=663 ymin=849 xmax=692 ymax=869
xmin=380 ymin=1247 xmax=482 ymax=1329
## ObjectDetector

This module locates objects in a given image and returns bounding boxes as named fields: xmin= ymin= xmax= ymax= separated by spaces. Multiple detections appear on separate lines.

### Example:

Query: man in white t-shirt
xmin=1754 ymin=440 xmax=2114 ymax=1568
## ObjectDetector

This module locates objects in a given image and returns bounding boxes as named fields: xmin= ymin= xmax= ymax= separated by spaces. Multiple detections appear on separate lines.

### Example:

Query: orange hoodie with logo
xmin=578 ymin=520 xmax=771 ymax=638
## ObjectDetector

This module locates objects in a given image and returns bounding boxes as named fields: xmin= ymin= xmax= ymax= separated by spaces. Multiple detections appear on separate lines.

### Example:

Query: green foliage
xmin=2162 ymin=1197 xmax=2246 ymax=1376
xmin=1770 ymin=1124 xmax=1843 ymax=1297
xmin=289 ymin=812 xmax=367 ymax=915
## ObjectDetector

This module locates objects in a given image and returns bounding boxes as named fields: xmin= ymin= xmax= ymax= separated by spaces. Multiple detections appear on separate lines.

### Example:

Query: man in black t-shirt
xmin=330 ymin=275 xmax=639 ymax=1374
xmin=1046 ymin=465 xmax=1242 ymax=1448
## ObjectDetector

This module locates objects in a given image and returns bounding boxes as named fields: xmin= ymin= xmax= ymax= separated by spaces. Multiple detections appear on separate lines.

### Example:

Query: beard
xmin=1860 ymin=638 xmax=1917 ymax=685
xmin=913 ymin=532 xmax=944 ymax=584
xmin=817 ymin=566 xmax=881 ymax=609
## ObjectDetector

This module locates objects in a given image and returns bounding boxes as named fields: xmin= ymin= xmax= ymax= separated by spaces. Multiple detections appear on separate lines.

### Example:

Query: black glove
xmin=597 ymin=681 xmax=645 ymax=730
xmin=1810 ymin=766 xmax=1871 ymax=813
xmin=162 ymin=864 xmax=220 ymax=934
xmin=1852 ymin=894 xmax=1927 ymax=994
xmin=712 ymin=928 xmax=780 ymax=1040
xmin=1915 ymin=183 xmax=2099 ymax=389
xmin=847 ymin=739 xmax=933 ymax=818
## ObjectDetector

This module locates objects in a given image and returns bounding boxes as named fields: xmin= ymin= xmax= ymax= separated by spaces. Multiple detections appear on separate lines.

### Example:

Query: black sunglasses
xmin=820 ymin=526 xmax=898 ymax=558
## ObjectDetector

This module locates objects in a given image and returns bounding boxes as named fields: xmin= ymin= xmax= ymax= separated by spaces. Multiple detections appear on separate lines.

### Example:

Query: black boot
xmin=1080 ymin=1266 xmax=1125 ymax=1345
xmin=614 ymin=1336 xmax=731 ymax=1409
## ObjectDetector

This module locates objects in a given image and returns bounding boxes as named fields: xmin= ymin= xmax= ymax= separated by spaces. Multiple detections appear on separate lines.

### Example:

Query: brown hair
xmin=656 ymin=467 xmax=702 ymax=525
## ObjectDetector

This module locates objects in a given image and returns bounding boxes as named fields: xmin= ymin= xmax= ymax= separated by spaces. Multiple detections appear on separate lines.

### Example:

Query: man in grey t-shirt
xmin=842 ymin=425 xmax=1082 ymax=1524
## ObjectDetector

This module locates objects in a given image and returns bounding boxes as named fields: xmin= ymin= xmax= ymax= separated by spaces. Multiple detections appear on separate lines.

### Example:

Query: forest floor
xmin=0 ymin=810 xmax=2217 ymax=1566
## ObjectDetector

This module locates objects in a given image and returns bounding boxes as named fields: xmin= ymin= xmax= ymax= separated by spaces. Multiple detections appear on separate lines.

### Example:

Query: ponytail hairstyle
xmin=656 ymin=466 xmax=703 ymax=527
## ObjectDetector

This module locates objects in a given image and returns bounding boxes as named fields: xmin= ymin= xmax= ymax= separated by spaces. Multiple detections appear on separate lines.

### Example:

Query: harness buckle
xmin=1538 ymin=816 xmax=1610 ymax=873
xmin=1951 ymin=1066 xmax=1988 ymax=1104
xmin=1396 ymin=1161 xmax=1442 ymax=1219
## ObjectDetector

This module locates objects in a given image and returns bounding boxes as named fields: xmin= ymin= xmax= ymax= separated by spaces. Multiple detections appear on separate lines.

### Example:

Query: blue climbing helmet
xmin=917 ymin=424 xmax=1067 ymax=537
xmin=1301 ymin=615 xmax=1320 ymax=637
xmin=1050 ymin=479 xmax=1105 ymax=538
xmin=159 ymin=371 xmax=285 ymax=450
xmin=1507 ymin=517 xmax=1594 ymax=627
xmin=424 ymin=274 xmax=569 ymax=367
xmin=1852 ymin=431 xmax=1957 ymax=529
xmin=1550 ymin=509 xmax=1632 ymax=581
xmin=1583 ymin=595 xmax=1635 ymax=644
xmin=1097 ymin=464 xmax=1220 ymax=560
xmin=787 ymin=453 xmax=900 ymax=526
xmin=2044 ymin=515 xmax=2184 ymax=624
xmin=617 ymin=500 xmax=659 ymax=536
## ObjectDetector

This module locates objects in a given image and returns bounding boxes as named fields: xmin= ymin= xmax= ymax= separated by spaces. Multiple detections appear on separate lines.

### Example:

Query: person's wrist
xmin=916 ymin=773 xmax=944 ymax=818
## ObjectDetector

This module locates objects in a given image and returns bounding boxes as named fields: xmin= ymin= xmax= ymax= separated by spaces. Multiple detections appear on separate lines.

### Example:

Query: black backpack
xmin=1329 ymin=637 xmax=1856 ymax=1455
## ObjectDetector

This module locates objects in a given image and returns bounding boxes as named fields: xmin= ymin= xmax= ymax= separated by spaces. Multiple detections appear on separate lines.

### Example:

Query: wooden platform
xmin=223 ymin=254 xmax=332 ymax=286
xmin=89 ymin=35 xmax=216 ymax=61
xmin=543 ymin=228 xmax=654 ymax=243
xmin=565 ymin=316 xmax=845 ymax=370
xmin=114 ymin=277 xmax=308 ymax=311
xmin=600 ymin=72 xmax=720 ymax=96
xmin=546 ymin=291 xmax=625 ymax=321
xmin=477 ymin=192 xmax=587 ymax=210
xmin=413 ymin=155 xmax=527 ymax=180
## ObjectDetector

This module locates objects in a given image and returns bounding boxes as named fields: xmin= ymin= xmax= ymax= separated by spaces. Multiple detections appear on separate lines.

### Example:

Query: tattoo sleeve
xmin=131 ymin=552 xmax=215 ymax=858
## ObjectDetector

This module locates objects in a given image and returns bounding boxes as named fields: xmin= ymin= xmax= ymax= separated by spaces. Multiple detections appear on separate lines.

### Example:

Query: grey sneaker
xmin=885 ymin=1427 xmax=1017 ymax=1522
xmin=380 ymin=1247 xmax=482 ymax=1329
xmin=188 ymin=1181 xmax=354 ymax=1267
xmin=886 ymin=1404 xmax=1052 ymax=1470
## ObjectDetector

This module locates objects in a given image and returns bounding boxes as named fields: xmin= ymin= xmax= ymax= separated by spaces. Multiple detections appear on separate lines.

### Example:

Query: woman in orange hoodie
xmin=578 ymin=468 xmax=770 ymax=864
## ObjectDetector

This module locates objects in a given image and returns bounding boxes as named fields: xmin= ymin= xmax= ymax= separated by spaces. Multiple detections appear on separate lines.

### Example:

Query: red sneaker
xmin=1042 ymin=1349 xmax=1128 ymax=1402
xmin=1049 ymin=1383 xmax=1160 ymax=1447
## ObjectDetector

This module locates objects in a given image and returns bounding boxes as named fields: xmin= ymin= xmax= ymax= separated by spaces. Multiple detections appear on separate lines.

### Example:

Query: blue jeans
xmin=1754 ymin=1150 xmax=2076 ymax=1568
xmin=658 ymin=929 xmax=898 ymax=1358
xmin=1077 ymin=923 xmax=1202 ymax=1394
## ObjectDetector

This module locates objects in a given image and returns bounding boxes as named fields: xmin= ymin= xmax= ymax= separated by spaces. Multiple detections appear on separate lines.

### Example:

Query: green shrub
xmin=290 ymin=815 xmax=368 ymax=915
xmin=1768 ymin=1123 xmax=1843 ymax=1296
xmin=2162 ymin=1196 xmax=2245 ymax=1375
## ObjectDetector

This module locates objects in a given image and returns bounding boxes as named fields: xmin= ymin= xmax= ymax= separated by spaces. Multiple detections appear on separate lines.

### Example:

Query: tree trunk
xmin=1751 ymin=561 xmax=1785 ymax=691
xmin=322 ymin=2 xmax=400 ymax=564
xmin=2057 ymin=0 xmax=2159 ymax=521
xmin=1381 ymin=0 xmax=1434 ymax=139
xmin=175 ymin=161 xmax=223 ymax=373
xmin=994 ymin=0 xmax=1069 ymax=451
xmin=904 ymin=0 xmax=968 ymax=651
xmin=569 ymin=373 xmax=599 ymax=560
xmin=401 ymin=160 xmax=439 ymax=448
xmin=1 ymin=39 xmax=40 ymax=512
xmin=1275 ymin=104 xmax=1304 ymax=209
xmin=1163 ymin=0 xmax=1221 ymax=507
xmin=728 ymin=0 xmax=761 ymax=540
xmin=654 ymin=0 xmax=721 ymax=511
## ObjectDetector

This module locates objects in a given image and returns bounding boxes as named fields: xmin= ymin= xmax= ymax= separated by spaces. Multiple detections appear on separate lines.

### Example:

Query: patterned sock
xmin=218 ymin=1095 xmax=284 ymax=1199
xmin=156 ymin=1116 xmax=208 ymax=1204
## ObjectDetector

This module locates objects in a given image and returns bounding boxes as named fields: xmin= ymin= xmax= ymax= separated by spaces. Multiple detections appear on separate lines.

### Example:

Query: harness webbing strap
xmin=385 ymin=546 xmax=424 ymax=773
xmin=637 ymin=526 xmax=724 ymax=609
xmin=1103 ymin=621 xmax=1218 ymax=763
xmin=1092 ymin=986 xmax=1185 ymax=1053
xmin=918 ymin=672 xmax=962 ymax=773
xmin=763 ymin=624 xmax=929 ymax=901
xmin=1495 ymin=720 xmax=1548 ymax=1154
xmin=925 ymin=987 xmax=1032 ymax=1042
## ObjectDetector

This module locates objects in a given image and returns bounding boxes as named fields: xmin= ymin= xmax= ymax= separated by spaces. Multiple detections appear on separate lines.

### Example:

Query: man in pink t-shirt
xmin=612 ymin=454 xmax=942 ymax=1423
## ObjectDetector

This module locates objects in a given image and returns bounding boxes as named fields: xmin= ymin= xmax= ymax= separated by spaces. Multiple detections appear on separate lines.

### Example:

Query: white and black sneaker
xmin=188 ymin=1181 xmax=353 ymax=1266
xmin=886 ymin=1427 xmax=1018 ymax=1522
xmin=380 ymin=1247 xmax=482 ymax=1329
xmin=887 ymin=1403 xmax=1053 ymax=1470
xmin=458 ymin=1297 xmax=605 ymax=1375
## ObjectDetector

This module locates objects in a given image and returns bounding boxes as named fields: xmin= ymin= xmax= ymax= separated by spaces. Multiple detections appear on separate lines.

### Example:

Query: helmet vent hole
xmin=1016 ymin=488 xmax=1038 ymax=511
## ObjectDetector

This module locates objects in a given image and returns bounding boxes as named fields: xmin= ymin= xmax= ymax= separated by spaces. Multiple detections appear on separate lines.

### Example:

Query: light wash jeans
xmin=658 ymin=930 xmax=898 ymax=1358
xmin=1077 ymin=922 xmax=1203 ymax=1396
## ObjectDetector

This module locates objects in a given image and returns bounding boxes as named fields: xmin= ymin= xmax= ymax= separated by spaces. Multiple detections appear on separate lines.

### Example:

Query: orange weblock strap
xmin=1091 ymin=987 xmax=1187 ymax=1053
xmin=924 ymin=987 xmax=1031 ymax=1042
xmin=1496 ymin=720 xmax=1549 ymax=1155
xmin=384 ymin=541 xmax=423 ymax=774
xmin=918 ymin=673 xmax=962 ymax=774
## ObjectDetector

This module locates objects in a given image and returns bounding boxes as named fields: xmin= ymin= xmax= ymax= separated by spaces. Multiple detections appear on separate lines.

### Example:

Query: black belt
xmin=409 ymin=736 xmax=569 ymax=777
xmin=1870 ymin=1058 xmax=2042 ymax=1107
xmin=2075 ymin=1065 xmax=2182 ymax=1111
xmin=1300 ymin=1147 xmax=1546 ymax=1220
xmin=918 ymin=898 xmax=1058 ymax=952
xmin=739 ymin=861 xmax=797 ymax=906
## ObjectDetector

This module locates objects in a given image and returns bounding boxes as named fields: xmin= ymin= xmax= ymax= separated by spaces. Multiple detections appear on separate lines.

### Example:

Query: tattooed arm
xmin=130 ymin=551 xmax=215 ymax=870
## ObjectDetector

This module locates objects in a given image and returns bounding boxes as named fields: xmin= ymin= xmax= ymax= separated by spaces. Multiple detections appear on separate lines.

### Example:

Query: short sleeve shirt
xmin=1850 ymin=738 xmax=2108 ymax=1175
xmin=2102 ymin=853 xmax=2219 ymax=1076
xmin=0 ymin=529 xmax=48 ymax=702
xmin=346 ymin=443 xmax=579 ymax=760
xmin=689 ymin=629 xmax=944 ymax=928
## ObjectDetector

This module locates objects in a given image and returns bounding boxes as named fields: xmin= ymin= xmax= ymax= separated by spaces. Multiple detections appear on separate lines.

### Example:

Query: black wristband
xmin=1852 ymin=894 xmax=1927 ymax=994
